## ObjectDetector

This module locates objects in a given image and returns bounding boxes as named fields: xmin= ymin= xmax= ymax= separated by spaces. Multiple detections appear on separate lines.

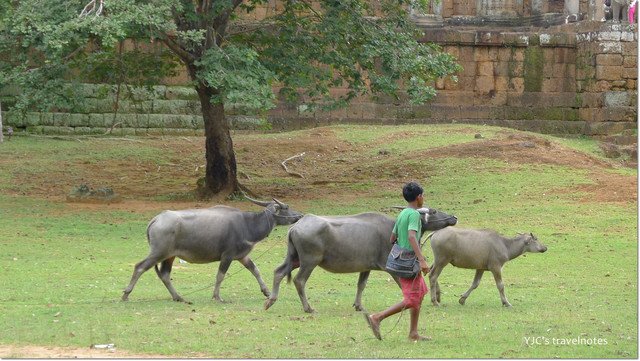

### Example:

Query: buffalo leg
xmin=490 ymin=267 xmax=511 ymax=307
xmin=264 ymin=257 xmax=299 ymax=310
xmin=353 ymin=271 xmax=370 ymax=311
xmin=459 ymin=269 xmax=484 ymax=305
xmin=213 ymin=258 xmax=233 ymax=302
xmin=238 ymin=256 xmax=270 ymax=298
xmin=122 ymin=256 xmax=159 ymax=301
xmin=428 ymin=261 xmax=447 ymax=306
xmin=155 ymin=257 xmax=187 ymax=303
xmin=293 ymin=264 xmax=317 ymax=313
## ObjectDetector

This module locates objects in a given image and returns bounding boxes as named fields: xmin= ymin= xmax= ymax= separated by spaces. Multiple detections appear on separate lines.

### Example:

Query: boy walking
xmin=364 ymin=181 xmax=431 ymax=341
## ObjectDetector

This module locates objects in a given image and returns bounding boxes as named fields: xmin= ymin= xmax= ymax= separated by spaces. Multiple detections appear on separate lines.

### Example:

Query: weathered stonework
xmin=1 ymin=19 xmax=637 ymax=136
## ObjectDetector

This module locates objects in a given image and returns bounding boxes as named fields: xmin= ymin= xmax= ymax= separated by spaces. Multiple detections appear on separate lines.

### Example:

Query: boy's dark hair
xmin=402 ymin=181 xmax=423 ymax=202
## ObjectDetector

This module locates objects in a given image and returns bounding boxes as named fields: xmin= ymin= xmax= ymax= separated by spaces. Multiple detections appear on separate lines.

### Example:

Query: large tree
xmin=0 ymin=0 xmax=460 ymax=197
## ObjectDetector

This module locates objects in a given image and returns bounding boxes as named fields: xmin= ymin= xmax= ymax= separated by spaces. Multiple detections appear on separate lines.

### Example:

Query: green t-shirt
xmin=392 ymin=208 xmax=422 ymax=251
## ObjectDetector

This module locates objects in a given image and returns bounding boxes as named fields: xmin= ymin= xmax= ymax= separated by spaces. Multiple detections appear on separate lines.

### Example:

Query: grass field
xmin=0 ymin=124 xmax=637 ymax=358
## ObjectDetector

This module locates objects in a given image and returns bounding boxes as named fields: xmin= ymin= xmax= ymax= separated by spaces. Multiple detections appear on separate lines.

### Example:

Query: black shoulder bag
xmin=385 ymin=243 xmax=420 ymax=279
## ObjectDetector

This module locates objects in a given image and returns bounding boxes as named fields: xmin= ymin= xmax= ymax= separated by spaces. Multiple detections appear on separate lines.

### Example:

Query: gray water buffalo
xmin=122 ymin=197 xmax=303 ymax=303
xmin=264 ymin=208 xmax=457 ymax=313
xmin=428 ymin=227 xmax=547 ymax=307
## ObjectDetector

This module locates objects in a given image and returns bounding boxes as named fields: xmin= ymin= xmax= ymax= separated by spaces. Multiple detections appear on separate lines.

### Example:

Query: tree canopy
xmin=0 ymin=0 xmax=461 ymax=197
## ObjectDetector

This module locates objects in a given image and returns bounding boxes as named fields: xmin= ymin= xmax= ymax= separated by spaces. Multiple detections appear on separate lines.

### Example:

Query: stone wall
xmin=1 ymin=22 xmax=637 ymax=136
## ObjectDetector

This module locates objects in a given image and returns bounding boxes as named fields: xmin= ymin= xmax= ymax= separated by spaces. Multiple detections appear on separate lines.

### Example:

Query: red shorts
xmin=399 ymin=273 xmax=428 ymax=309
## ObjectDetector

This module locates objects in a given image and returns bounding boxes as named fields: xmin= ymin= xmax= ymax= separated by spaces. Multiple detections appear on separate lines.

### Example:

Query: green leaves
xmin=196 ymin=45 xmax=276 ymax=111
xmin=0 ymin=0 xmax=460 ymax=116
xmin=251 ymin=0 xmax=461 ymax=109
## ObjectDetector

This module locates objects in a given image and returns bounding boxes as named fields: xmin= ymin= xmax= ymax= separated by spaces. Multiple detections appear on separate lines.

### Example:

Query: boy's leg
xmin=371 ymin=301 xmax=406 ymax=324
xmin=408 ymin=304 xmax=430 ymax=341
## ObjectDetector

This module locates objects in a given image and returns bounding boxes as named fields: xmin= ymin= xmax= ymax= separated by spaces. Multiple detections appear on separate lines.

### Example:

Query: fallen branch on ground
xmin=281 ymin=152 xmax=306 ymax=178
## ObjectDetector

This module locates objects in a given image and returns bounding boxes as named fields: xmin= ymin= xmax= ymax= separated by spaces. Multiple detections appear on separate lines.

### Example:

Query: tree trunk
xmin=0 ymin=101 xmax=3 ymax=143
xmin=195 ymin=84 xmax=239 ymax=198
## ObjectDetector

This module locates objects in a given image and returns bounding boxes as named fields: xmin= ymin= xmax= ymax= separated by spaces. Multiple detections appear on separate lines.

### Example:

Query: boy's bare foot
xmin=409 ymin=335 xmax=432 ymax=342
xmin=363 ymin=313 xmax=382 ymax=340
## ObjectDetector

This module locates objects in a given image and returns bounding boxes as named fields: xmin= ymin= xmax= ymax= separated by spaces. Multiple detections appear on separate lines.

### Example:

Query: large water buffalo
xmin=264 ymin=208 xmax=457 ymax=313
xmin=428 ymin=227 xmax=547 ymax=307
xmin=122 ymin=197 xmax=303 ymax=304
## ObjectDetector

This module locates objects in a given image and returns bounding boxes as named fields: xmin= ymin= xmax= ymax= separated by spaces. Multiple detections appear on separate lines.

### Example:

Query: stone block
xmin=494 ymin=62 xmax=510 ymax=77
xmin=622 ymin=42 xmax=638 ymax=54
xmin=504 ymin=107 xmax=535 ymax=120
xmin=542 ymin=78 xmax=562 ymax=93
xmin=68 ymin=113 xmax=89 ymax=127
xmin=444 ymin=76 xmax=461 ymax=90
xmin=597 ymin=31 xmax=622 ymax=41
xmin=596 ymin=65 xmax=623 ymax=81
xmin=509 ymin=78 xmax=525 ymax=93
xmin=53 ymin=113 xmax=71 ymax=127
xmin=534 ymin=107 xmax=564 ymax=120
xmin=509 ymin=61 xmax=524 ymax=77
xmin=498 ymin=47 xmax=515 ymax=62
xmin=623 ymin=67 xmax=638 ymax=79
xmin=457 ymin=76 xmax=475 ymax=90
xmin=475 ymin=76 xmax=494 ymax=94
xmin=621 ymin=31 xmax=636 ymax=42
xmin=459 ymin=105 xmax=492 ymax=119
xmin=40 ymin=113 xmax=55 ymax=126
xmin=495 ymin=76 xmax=509 ymax=92
xmin=460 ymin=61 xmax=476 ymax=77
xmin=563 ymin=108 xmax=581 ymax=121
xmin=598 ymin=41 xmax=622 ymax=54
xmin=604 ymin=91 xmax=630 ymax=106
xmin=578 ymin=108 xmax=595 ymax=122
xmin=444 ymin=45 xmax=460 ymax=59
xmin=165 ymin=86 xmax=198 ymax=100
xmin=502 ymin=33 xmax=530 ymax=47
xmin=433 ymin=91 xmax=474 ymax=105
xmin=477 ymin=62 xmax=494 ymax=76
xmin=602 ymin=106 xmax=637 ymax=122
xmin=578 ymin=93 xmax=603 ymax=107
xmin=411 ymin=105 xmax=433 ymax=118
xmin=474 ymin=47 xmax=491 ymax=62
xmin=623 ymin=55 xmax=637 ymax=68
xmin=596 ymin=54 xmax=624 ymax=66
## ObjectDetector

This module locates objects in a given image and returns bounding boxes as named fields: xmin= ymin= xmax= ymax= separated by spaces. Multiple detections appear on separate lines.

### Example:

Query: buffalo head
xmin=245 ymin=195 xmax=304 ymax=225
xmin=392 ymin=206 xmax=458 ymax=231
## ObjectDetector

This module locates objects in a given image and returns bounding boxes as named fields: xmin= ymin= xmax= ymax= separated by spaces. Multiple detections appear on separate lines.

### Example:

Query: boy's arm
xmin=408 ymin=230 xmax=430 ymax=274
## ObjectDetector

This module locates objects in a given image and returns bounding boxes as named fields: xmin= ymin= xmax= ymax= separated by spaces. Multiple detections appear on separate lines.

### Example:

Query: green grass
xmin=334 ymin=124 xmax=502 ymax=155
xmin=0 ymin=125 xmax=636 ymax=358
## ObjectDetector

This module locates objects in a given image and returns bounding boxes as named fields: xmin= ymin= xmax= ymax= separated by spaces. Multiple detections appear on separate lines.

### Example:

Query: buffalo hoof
xmin=121 ymin=294 xmax=129 ymax=302
xmin=502 ymin=302 xmax=512 ymax=308
xmin=431 ymin=300 xmax=440 ymax=307
xmin=264 ymin=298 xmax=276 ymax=310
xmin=303 ymin=307 xmax=316 ymax=314
xmin=353 ymin=304 xmax=364 ymax=312
xmin=459 ymin=297 xmax=467 ymax=305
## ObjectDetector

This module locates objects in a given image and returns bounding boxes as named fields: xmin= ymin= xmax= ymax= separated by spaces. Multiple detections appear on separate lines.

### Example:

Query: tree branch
xmin=161 ymin=37 xmax=195 ymax=64
xmin=281 ymin=152 xmax=306 ymax=178
xmin=79 ymin=0 xmax=104 ymax=17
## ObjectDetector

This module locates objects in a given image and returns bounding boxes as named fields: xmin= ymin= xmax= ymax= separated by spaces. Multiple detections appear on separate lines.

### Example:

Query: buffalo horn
xmin=391 ymin=206 xmax=406 ymax=210
xmin=272 ymin=198 xmax=287 ymax=207
xmin=245 ymin=194 xmax=272 ymax=207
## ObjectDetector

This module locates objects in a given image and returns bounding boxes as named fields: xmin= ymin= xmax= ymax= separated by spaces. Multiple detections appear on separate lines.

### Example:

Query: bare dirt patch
xmin=423 ymin=132 xmax=614 ymax=169
xmin=4 ymin=127 xmax=636 ymax=206
xmin=0 ymin=344 xmax=178 ymax=359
